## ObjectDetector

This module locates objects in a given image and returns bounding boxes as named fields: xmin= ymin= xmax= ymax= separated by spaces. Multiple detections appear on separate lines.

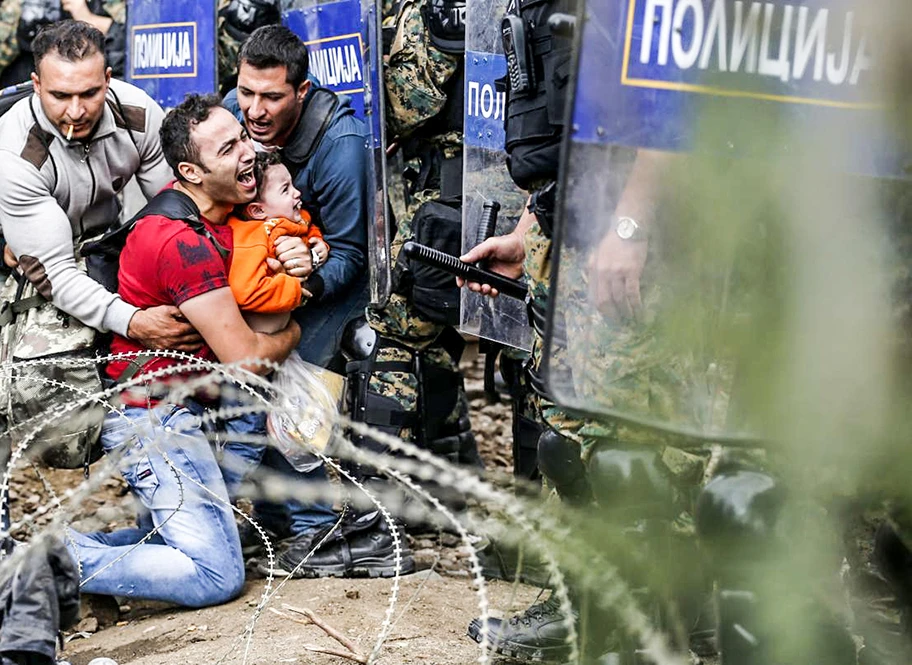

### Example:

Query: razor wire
xmin=3 ymin=352 xmax=413 ymax=665
xmin=0 ymin=350 xmax=690 ymax=665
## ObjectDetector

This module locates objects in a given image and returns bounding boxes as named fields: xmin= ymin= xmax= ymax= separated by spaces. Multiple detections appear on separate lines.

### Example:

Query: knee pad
xmin=695 ymin=470 xmax=784 ymax=563
xmin=586 ymin=445 xmax=674 ymax=519
xmin=513 ymin=413 xmax=543 ymax=484
xmin=416 ymin=332 xmax=473 ymax=455
xmin=537 ymin=428 xmax=590 ymax=504
xmin=417 ymin=358 xmax=462 ymax=443
xmin=426 ymin=415 xmax=483 ymax=469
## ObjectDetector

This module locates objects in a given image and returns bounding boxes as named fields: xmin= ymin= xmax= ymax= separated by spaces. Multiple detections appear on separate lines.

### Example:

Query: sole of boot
xmin=467 ymin=619 xmax=571 ymax=663
xmin=260 ymin=555 xmax=416 ymax=579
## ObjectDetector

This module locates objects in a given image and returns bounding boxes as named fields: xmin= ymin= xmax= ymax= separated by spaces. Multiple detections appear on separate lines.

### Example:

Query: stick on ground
xmin=269 ymin=605 xmax=367 ymax=664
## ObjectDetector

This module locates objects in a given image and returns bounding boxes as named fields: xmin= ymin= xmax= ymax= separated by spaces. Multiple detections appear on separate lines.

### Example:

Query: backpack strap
xmin=115 ymin=351 xmax=158 ymax=386
xmin=281 ymin=88 xmax=340 ymax=173
xmin=151 ymin=189 xmax=231 ymax=260
xmin=83 ymin=188 xmax=230 ymax=261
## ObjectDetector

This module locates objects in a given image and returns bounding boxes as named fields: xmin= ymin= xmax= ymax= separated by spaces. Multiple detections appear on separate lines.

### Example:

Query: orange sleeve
xmin=227 ymin=218 xmax=303 ymax=313
xmin=266 ymin=216 xmax=328 ymax=252
xmin=305 ymin=222 xmax=327 ymax=248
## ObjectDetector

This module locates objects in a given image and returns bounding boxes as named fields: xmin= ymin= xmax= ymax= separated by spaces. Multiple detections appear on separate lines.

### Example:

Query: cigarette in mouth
xmin=66 ymin=124 xmax=74 ymax=141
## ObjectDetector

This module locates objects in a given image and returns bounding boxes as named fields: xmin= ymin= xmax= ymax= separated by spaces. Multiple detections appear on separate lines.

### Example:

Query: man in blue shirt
xmin=224 ymin=26 xmax=369 ymax=369
xmin=224 ymin=25 xmax=412 ymax=579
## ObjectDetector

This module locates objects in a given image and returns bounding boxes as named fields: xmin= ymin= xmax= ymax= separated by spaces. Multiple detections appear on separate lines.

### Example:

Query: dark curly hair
xmin=238 ymin=25 xmax=310 ymax=89
xmin=253 ymin=150 xmax=283 ymax=194
xmin=160 ymin=93 xmax=224 ymax=180
xmin=32 ymin=20 xmax=106 ymax=72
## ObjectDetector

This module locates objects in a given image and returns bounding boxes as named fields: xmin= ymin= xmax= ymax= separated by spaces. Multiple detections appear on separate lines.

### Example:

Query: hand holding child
xmin=309 ymin=238 xmax=329 ymax=267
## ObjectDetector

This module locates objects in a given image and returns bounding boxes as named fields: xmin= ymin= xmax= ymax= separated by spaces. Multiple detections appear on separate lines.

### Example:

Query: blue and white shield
xmin=282 ymin=0 xmax=391 ymax=306
xmin=543 ymin=0 xmax=907 ymax=444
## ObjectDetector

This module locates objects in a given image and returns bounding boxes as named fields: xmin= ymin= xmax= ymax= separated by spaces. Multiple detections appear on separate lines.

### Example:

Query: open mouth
xmin=248 ymin=119 xmax=270 ymax=135
xmin=237 ymin=166 xmax=255 ymax=188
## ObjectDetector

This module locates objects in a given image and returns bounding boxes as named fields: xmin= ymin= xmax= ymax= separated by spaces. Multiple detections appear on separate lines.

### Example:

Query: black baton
xmin=403 ymin=242 xmax=528 ymax=301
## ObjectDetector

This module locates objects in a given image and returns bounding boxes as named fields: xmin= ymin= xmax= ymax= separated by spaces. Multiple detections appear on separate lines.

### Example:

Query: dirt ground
xmin=62 ymin=575 xmax=541 ymax=665
xmin=13 ymin=342 xmax=548 ymax=665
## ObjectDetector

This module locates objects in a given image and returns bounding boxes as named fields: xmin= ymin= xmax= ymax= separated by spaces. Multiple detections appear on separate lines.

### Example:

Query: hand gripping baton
xmin=402 ymin=241 xmax=529 ymax=301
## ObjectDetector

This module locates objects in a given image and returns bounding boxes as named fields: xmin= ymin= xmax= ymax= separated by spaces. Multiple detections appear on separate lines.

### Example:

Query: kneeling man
xmin=66 ymin=94 xmax=311 ymax=608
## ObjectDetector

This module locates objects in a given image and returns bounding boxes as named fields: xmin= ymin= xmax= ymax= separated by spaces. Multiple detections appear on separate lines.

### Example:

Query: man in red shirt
xmin=65 ymin=94 xmax=306 ymax=608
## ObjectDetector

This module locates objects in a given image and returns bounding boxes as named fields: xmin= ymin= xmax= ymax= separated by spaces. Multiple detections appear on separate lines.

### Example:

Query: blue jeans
xmin=253 ymin=446 xmax=337 ymax=536
xmin=66 ymin=405 xmax=245 ymax=608
xmin=255 ymin=277 xmax=369 ymax=537
xmin=220 ymin=389 xmax=268 ymax=500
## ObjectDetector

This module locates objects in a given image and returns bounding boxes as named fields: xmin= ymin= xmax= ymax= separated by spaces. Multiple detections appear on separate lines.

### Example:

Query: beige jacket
xmin=0 ymin=78 xmax=172 ymax=336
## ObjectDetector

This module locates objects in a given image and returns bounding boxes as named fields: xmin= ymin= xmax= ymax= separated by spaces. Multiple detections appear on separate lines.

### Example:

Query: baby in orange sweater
xmin=221 ymin=152 xmax=330 ymax=499
xmin=227 ymin=151 xmax=329 ymax=333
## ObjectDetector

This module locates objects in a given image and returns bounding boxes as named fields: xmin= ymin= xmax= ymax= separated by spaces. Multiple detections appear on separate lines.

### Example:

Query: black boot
xmin=261 ymin=510 xmax=415 ymax=579
xmin=474 ymin=536 xmax=552 ymax=588
xmin=467 ymin=592 xmax=577 ymax=662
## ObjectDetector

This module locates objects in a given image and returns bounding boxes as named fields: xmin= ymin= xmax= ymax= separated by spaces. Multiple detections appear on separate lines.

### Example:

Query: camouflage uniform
xmin=0 ymin=0 xmax=126 ymax=82
xmin=361 ymin=0 xmax=476 ymax=462
xmin=839 ymin=185 xmax=912 ymax=665
xmin=383 ymin=0 xmax=458 ymax=139
xmin=101 ymin=0 xmax=124 ymax=24
xmin=216 ymin=0 xmax=282 ymax=92
xmin=0 ymin=0 xmax=22 ymax=74
xmin=522 ymin=212 xmax=711 ymax=535
xmin=217 ymin=0 xmax=241 ymax=92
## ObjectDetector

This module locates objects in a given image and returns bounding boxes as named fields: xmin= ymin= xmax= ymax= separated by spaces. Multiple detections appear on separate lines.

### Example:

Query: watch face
xmin=617 ymin=217 xmax=637 ymax=240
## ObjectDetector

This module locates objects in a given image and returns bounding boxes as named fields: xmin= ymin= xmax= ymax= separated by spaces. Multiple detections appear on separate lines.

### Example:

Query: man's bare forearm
xmin=244 ymin=323 xmax=301 ymax=374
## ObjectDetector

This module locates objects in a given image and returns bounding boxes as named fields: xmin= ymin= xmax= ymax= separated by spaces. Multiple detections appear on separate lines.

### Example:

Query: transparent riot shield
xmin=126 ymin=0 xmax=219 ymax=107
xmin=460 ymin=0 xmax=532 ymax=351
xmin=282 ymin=0 xmax=391 ymax=306
xmin=543 ymin=0 xmax=906 ymax=445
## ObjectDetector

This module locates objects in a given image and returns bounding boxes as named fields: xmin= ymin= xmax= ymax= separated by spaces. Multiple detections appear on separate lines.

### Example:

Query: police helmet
xmin=422 ymin=0 xmax=466 ymax=55
xmin=220 ymin=0 xmax=281 ymax=41
xmin=18 ymin=0 xmax=62 ymax=52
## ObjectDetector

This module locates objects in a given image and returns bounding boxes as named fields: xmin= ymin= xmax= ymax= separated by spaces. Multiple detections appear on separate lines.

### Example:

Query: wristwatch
xmin=615 ymin=216 xmax=647 ymax=241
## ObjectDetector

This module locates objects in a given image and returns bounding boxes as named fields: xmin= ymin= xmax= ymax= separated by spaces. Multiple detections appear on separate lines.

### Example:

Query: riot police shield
xmin=126 ymin=0 xmax=219 ymax=107
xmin=282 ymin=0 xmax=391 ymax=306
xmin=543 ymin=0 xmax=906 ymax=445
xmin=460 ymin=0 xmax=532 ymax=351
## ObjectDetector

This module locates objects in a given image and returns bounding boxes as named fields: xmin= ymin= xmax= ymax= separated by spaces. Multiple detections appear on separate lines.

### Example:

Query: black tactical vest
xmin=501 ymin=0 xmax=575 ymax=190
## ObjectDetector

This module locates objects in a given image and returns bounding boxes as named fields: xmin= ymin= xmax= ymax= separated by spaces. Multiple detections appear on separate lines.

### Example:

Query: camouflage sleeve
xmin=0 ymin=0 xmax=22 ymax=73
xmin=217 ymin=0 xmax=242 ymax=89
xmin=384 ymin=0 xmax=458 ymax=138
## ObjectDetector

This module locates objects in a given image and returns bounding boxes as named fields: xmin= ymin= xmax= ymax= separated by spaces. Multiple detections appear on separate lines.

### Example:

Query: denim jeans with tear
xmin=65 ymin=404 xmax=245 ymax=608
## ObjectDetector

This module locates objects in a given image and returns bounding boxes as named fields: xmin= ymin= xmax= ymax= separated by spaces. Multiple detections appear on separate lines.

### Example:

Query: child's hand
xmin=309 ymin=238 xmax=330 ymax=267
xmin=266 ymin=258 xmax=286 ymax=275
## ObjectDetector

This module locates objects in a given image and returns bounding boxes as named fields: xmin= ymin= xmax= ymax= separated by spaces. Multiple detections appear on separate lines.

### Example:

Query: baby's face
xmin=257 ymin=164 xmax=302 ymax=220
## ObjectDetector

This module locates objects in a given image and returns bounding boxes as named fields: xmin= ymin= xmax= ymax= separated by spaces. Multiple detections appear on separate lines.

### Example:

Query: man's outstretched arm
xmin=179 ymin=287 xmax=300 ymax=374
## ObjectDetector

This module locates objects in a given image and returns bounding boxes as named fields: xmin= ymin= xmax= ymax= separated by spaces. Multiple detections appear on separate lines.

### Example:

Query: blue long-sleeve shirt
xmin=223 ymin=87 xmax=369 ymax=303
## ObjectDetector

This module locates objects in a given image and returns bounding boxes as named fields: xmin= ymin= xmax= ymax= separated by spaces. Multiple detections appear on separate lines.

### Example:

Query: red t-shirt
xmin=107 ymin=207 xmax=234 ymax=391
